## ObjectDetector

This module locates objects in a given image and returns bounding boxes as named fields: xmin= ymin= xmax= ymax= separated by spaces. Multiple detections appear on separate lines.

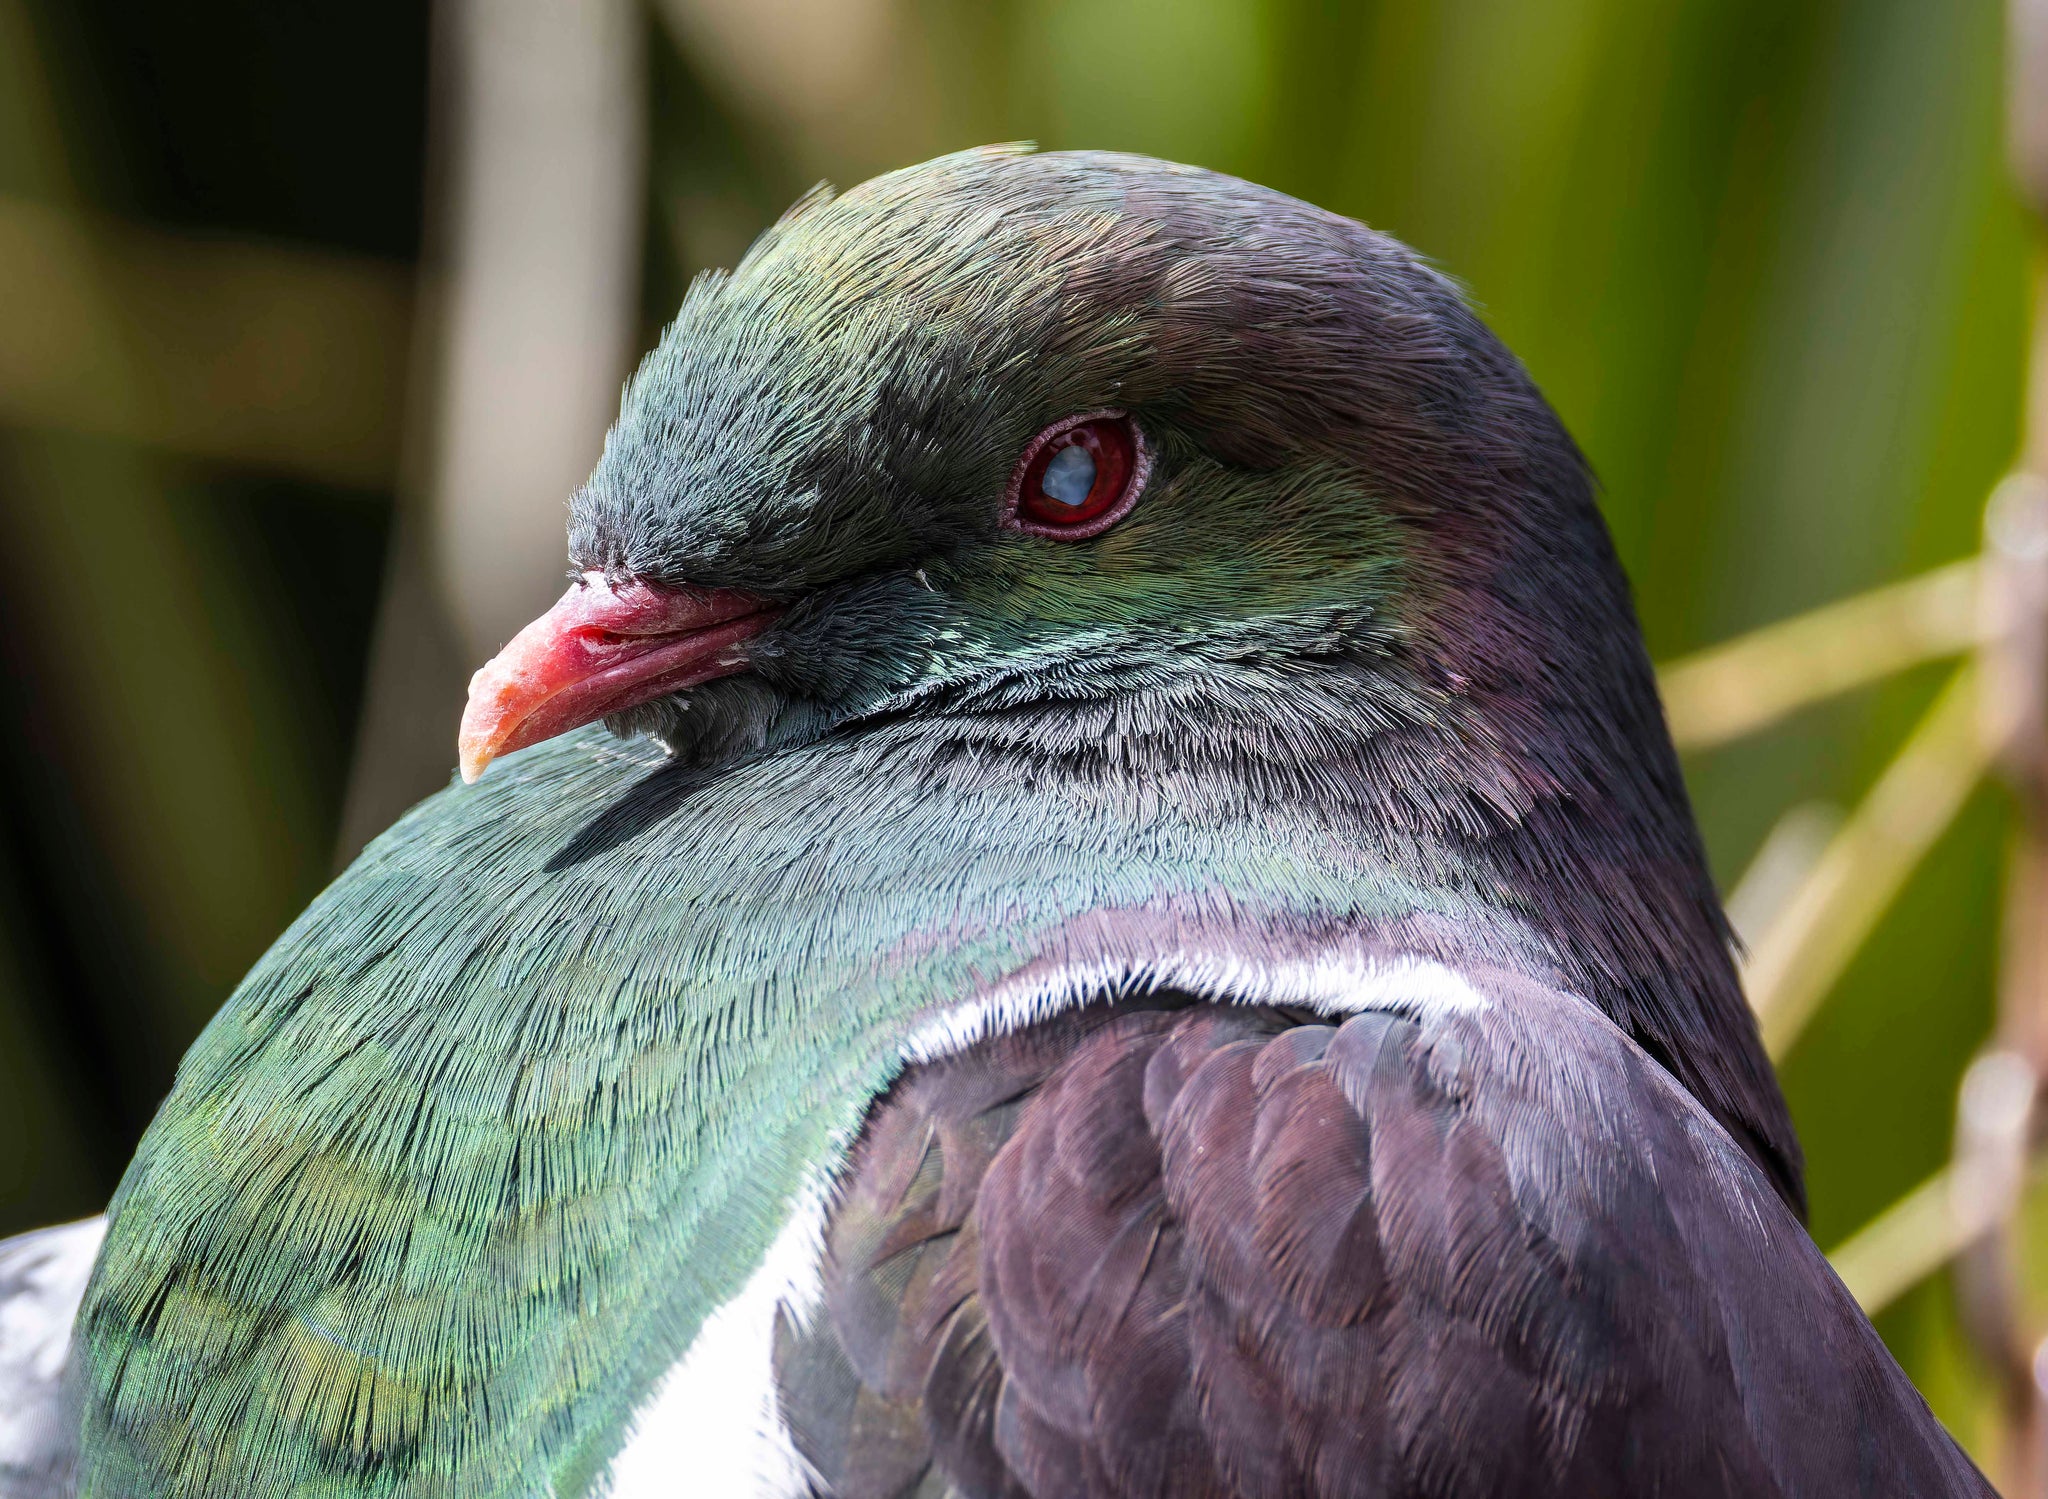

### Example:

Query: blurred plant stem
xmin=337 ymin=0 xmax=646 ymax=858
xmin=0 ymin=195 xmax=409 ymax=487
xmin=1659 ymin=559 xmax=1982 ymax=753
xmin=1945 ymin=4 xmax=2048 ymax=1486
xmin=1832 ymin=1162 xmax=1988 ymax=1319
xmin=1721 ymin=800 xmax=1841 ymax=951
xmin=1746 ymin=663 xmax=1991 ymax=1059
xmin=652 ymin=0 xmax=939 ymax=184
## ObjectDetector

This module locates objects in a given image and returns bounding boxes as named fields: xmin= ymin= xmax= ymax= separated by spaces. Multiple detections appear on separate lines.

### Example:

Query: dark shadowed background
xmin=0 ymin=0 xmax=2037 ymax=1475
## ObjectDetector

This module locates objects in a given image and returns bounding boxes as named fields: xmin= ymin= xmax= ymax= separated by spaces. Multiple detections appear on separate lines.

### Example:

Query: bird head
xmin=457 ymin=146 xmax=1563 ymax=786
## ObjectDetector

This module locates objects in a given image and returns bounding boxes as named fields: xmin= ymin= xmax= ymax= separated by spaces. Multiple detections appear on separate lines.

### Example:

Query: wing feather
xmin=775 ymin=981 xmax=1989 ymax=1498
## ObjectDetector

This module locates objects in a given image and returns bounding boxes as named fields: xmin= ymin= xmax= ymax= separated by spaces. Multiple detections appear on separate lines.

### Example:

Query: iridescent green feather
xmin=79 ymin=709 xmax=1475 ymax=1496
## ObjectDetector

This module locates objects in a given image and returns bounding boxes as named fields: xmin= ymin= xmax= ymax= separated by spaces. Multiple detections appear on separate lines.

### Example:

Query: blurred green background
xmin=0 ymin=0 xmax=2031 ymax=1471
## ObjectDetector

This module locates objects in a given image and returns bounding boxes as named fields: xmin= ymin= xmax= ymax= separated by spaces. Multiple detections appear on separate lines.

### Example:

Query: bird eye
xmin=1005 ymin=411 xmax=1148 ymax=538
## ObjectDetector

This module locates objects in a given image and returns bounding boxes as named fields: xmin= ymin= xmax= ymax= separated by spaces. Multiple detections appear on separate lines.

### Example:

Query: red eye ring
xmin=1003 ymin=410 xmax=1150 ymax=539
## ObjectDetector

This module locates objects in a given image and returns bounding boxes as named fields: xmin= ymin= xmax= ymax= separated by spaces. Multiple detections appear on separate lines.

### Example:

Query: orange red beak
xmin=457 ymin=572 xmax=780 ymax=783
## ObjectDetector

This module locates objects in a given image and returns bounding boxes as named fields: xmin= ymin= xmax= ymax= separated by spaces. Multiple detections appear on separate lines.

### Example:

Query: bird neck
xmin=837 ymin=551 xmax=1800 ymax=1215
xmin=1317 ymin=567 xmax=1805 ymax=1215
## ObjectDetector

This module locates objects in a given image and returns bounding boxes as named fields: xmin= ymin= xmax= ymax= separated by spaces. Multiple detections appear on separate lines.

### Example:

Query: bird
xmin=0 ymin=146 xmax=1992 ymax=1498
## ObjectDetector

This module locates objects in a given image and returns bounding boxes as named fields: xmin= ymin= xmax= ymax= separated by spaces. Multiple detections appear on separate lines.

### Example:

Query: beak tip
xmin=457 ymin=726 xmax=493 ymax=784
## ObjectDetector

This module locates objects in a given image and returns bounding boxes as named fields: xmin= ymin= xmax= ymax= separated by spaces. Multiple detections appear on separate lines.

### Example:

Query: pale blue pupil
xmin=1039 ymin=443 xmax=1097 ymax=508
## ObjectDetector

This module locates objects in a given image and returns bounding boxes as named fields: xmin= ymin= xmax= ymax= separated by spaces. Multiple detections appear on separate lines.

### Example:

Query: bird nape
xmin=0 ymin=146 xmax=1989 ymax=1499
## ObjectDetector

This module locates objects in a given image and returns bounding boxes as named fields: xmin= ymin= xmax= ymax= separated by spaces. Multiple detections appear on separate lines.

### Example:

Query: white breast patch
xmin=607 ymin=1183 xmax=831 ymax=1499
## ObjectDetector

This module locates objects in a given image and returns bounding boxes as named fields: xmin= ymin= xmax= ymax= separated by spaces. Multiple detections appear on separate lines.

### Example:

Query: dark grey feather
xmin=780 ymin=978 xmax=1986 ymax=1499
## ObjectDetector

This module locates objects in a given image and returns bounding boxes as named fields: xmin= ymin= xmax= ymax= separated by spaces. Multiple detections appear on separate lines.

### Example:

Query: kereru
xmin=0 ymin=147 xmax=1991 ymax=1498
